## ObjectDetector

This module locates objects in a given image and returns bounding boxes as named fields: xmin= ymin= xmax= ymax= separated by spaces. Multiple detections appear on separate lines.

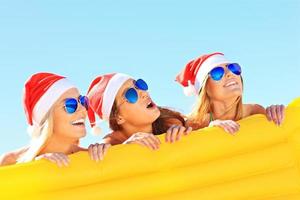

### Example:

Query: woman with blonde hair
xmin=176 ymin=52 xmax=284 ymax=133
xmin=0 ymin=72 xmax=110 ymax=166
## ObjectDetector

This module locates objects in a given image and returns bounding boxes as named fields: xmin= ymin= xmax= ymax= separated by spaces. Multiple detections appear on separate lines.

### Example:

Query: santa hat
xmin=23 ymin=72 xmax=76 ymax=136
xmin=176 ymin=52 xmax=230 ymax=96
xmin=87 ymin=73 xmax=132 ymax=135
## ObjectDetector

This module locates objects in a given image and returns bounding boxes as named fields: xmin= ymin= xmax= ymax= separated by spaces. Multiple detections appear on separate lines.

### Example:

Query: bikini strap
xmin=209 ymin=112 xmax=214 ymax=122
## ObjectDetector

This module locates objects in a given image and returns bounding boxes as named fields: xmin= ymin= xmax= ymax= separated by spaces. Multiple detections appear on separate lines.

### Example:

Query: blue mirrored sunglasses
xmin=209 ymin=63 xmax=242 ymax=81
xmin=124 ymin=79 xmax=148 ymax=104
xmin=64 ymin=95 xmax=89 ymax=114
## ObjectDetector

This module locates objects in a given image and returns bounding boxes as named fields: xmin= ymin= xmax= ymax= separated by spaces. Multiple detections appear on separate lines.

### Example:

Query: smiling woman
xmin=176 ymin=52 xmax=285 ymax=133
xmin=0 ymin=73 xmax=110 ymax=167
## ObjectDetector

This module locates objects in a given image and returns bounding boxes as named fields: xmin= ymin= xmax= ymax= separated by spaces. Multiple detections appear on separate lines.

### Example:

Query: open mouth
xmin=71 ymin=119 xmax=85 ymax=126
xmin=146 ymin=101 xmax=156 ymax=109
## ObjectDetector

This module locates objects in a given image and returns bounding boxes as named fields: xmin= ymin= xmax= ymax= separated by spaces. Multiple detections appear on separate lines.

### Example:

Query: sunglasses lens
xmin=65 ymin=98 xmax=78 ymax=114
xmin=79 ymin=95 xmax=89 ymax=110
xmin=125 ymin=88 xmax=138 ymax=103
xmin=210 ymin=67 xmax=225 ymax=81
xmin=135 ymin=79 xmax=148 ymax=91
xmin=228 ymin=63 xmax=242 ymax=75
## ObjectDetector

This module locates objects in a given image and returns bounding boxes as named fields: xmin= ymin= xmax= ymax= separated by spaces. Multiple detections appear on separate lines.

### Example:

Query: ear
xmin=116 ymin=115 xmax=125 ymax=125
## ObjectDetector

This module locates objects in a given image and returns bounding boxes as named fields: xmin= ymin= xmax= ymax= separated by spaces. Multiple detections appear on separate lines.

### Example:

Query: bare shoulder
xmin=243 ymin=104 xmax=266 ymax=117
xmin=0 ymin=146 xmax=29 ymax=166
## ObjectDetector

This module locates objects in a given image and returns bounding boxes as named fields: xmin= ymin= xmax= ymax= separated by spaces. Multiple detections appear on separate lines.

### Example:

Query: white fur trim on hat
xmin=102 ymin=73 xmax=132 ymax=121
xmin=32 ymin=78 xmax=76 ymax=125
xmin=194 ymin=54 xmax=230 ymax=93
xmin=183 ymin=80 xmax=198 ymax=96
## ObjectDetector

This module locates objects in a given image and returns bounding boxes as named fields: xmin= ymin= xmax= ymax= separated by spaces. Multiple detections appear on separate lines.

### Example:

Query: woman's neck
xmin=210 ymin=97 xmax=239 ymax=120
xmin=121 ymin=123 xmax=153 ymax=138
xmin=39 ymin=134 xmax=80 ymax=155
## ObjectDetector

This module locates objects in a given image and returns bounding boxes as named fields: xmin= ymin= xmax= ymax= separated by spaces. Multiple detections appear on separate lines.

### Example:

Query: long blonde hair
xmin=188 ymin=77 xmax=243 ymax=127
xmin=17 ymin=110 xmax=54 ymax=163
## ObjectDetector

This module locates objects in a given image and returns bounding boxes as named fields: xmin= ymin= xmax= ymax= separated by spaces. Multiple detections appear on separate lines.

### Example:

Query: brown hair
xmin=188 ymin=77 xmax=243 ymax=128
xmin=109 ymin=102 xmax=185 ymax=135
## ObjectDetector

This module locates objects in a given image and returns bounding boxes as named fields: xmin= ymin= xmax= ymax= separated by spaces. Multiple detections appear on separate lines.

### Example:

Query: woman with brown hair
xmin=86 ymin=73 xmax=192 ymax=156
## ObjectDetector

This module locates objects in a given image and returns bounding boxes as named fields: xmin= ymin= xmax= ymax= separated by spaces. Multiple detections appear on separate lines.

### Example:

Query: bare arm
xmin=0 ymin=146 xmax=29 ymax=166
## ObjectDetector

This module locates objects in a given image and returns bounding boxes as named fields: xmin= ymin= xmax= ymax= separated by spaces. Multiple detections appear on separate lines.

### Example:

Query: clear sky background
xmin=0 ymin=0 xmax=299 ymax=154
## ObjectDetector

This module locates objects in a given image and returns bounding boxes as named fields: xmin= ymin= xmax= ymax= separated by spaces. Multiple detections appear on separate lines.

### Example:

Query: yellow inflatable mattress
xmin=0 ymin=98 xmax=300 ymax=200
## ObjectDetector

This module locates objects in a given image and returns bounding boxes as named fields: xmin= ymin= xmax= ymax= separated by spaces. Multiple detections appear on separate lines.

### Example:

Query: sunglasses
xmin=209 ymin=63 xmax=242 ymax=81
xmin=123 ymin=79 xmax=148 ymax=104
xmin=64 ymin=95 xmax=89 ymax=114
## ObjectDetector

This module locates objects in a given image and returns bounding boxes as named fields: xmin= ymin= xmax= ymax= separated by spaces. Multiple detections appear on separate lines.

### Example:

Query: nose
xmin=139 ymin=90 xmax=149 ymax=100
xmin=76 ymin=102 xmax=87 ymax=116
xmin=225 ymin=67 xmax=233 ymax=78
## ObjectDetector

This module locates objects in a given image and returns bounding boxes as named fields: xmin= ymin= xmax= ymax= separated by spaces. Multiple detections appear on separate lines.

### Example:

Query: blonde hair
xmin=188 ymin=77 xmax=243 ymax=127
xmin=17 ymin=110 xmax=54 ymax=163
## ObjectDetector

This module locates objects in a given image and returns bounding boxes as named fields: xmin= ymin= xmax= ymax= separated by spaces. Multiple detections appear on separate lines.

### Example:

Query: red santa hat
xmin=176 ymin=52 xmax=230 ymax=96
xmin=23 ymin=72 xmax=76 ymax=136
xmin=87 ymin=73 xmax=132 ymax=135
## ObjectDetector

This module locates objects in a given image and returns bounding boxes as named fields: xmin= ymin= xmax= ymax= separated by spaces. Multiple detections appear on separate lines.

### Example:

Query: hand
xmin=165 ymin=125 xmax=192 ymax=143
xmin=209 ymin=120 xmax=240 ymax=135
xmin=266 ymin=104 xmax=285 ymax=126
xmin=35 ymin=152 xmax=69 ymax=167
xmin=88 ymin=143 xmax=111 ymax=162
xmin=123 ymin=132 xmax=161 ymax=150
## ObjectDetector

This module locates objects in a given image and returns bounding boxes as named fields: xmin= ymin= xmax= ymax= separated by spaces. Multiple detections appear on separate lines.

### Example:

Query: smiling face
xmin=206 ymin=63 xmax=243 ymax=101
xmin=52 ymin=88 xmax=87 ymax=140
xmin=113 ymin=79 xmax=160 ymax=128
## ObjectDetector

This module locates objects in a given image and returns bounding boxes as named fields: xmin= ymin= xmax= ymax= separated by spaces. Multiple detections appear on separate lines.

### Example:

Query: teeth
xmin=225 ymin=81 xmax=236 ymax=87
xmin=72 ymin=119 xmax=85 ymax=125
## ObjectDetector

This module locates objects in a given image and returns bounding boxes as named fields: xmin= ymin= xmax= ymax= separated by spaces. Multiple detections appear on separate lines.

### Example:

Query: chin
xmin=71 ymin=128 xmax=87 ymax=139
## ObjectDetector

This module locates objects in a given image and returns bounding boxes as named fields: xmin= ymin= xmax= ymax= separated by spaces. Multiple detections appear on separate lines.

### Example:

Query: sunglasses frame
xmin=209 ymin=63 xmax=242 ymax=81
xmin=120 ymin=79 xmax=149 ymax=106
xmin=64 ymin=95 xmax=89 ymax=114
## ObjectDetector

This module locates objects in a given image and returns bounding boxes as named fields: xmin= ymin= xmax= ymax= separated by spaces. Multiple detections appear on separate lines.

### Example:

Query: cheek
xmin=206 ymin=80 xmax=224 ymax=98
xmin=52 ymin=110 xmax=72 ymax=134
xmin=120 ymin=103 xmax=158 ymax=124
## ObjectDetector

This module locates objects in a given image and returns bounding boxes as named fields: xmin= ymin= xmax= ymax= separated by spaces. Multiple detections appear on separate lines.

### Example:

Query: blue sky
xmin=0 ymin=0 xmax=299 ymax=154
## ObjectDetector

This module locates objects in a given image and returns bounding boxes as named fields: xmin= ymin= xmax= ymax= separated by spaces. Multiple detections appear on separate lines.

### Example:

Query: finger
xmin=184 ymin=127 xmax=193 ymax=135
xmin=99 ymin=144 xmax=110 ymax=161
xmin=145 ymin=136 xmax=159 ymax=150
xmin=88 ymin=145 xmax=95 ymax=161
xmin=275 ymin=105 xmax=282 ymax=125
xmin=149 ymin=135 xmax=161 ymax=147
xmin=280 ymin=105 xmax=285 ymax=124
xmin=102 ymin=144 xmax=111 ymax=156
xmin=165 ymin=125 xmax=175 ymax=142
xmin=93 ymin=144 xmax=100 ymax=162
xmin=176 ymin=126 xmax=186 ymax=141
xmin=170 ymin=126 xmax=180 ymax=143
xmin=140 ymin=138 xmax=155 ymax=150
xmin=228 ymin=121 xmax=240 ymax=133
xmin=270 ymin=106 xmax=278 ymax=125
xmin=221 ymin=123 xmax=234 ymax=134
xmin=266 ymin=107 xmax=272 ymax=121
xmin=41 ymin=154 xmax=57 ymax=164
xmin=51 ymin=154 xmax=64 ymax=167
xmin=97 ymin=144 xmax=105 ymax=160
xmin=57 ymin=154 xmax=69 ymax=167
